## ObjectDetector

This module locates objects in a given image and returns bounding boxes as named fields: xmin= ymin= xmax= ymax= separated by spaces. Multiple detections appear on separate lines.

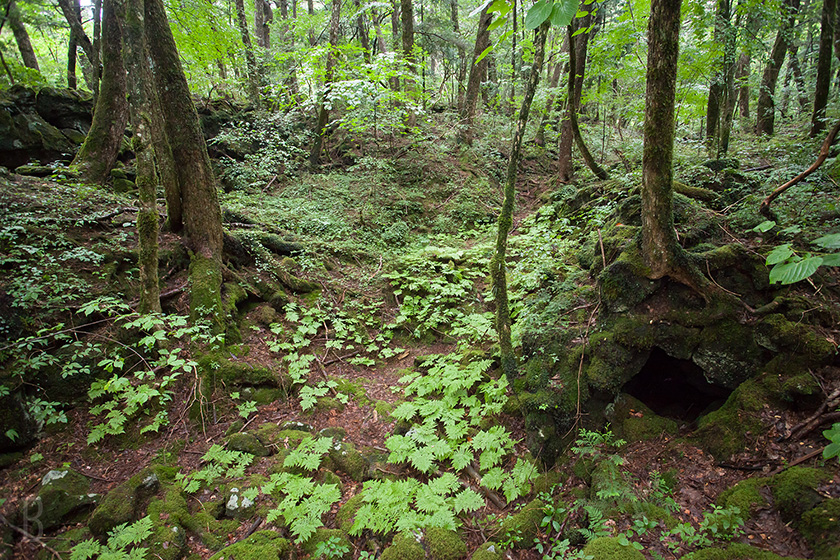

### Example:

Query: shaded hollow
xmin=622 ymin=348 xmax=732 ymax=421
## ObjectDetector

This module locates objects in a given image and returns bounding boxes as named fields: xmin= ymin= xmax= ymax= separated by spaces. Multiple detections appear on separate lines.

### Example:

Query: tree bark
xmin=535 ymin=60 xmax=562 ymax=147
xmin=309 ymin=0 xmax=341 ymax=167
xmin=57 ymin=0 xmax=99 ymax=93
xmin=705 ymin=0 xmax=729 ymax=153
xmin=450 ymin=0 xmax=466 ymax=109
xmin=7 ymin=0 xmax=39 ymax=71
xmin=557 ymin=4 xmax=594 ymax=182
xmin=567 ymin=25 xmax=608 ymax=180
xmin=354 ymin=0 xmax=371 ymax=62
xmin=255 ymin=0 xmax=272 ymax=48
xmin=735 ymin=52 xmax=750 ymax=119
xmin=491 ymin=21 xmax=549 ymax=380
xmin=72 ymin=0 xmax=129 ymax=184
xmin=234 ymin=0 xmax=261 ymax=107
xmin=114 ymin=0 xmax=159 ymax=313
xmin=810 ymin=0 xmax=835 ymax=136
xmin=458 ymin=2 xmax=492 ymax=145
xmin=641 ymin=0 xmax=683 ymax=279
xmin=145 ymin=0 xmax=224 ymax=326
xmin=756 ymin=0 xmax=800 ymax=135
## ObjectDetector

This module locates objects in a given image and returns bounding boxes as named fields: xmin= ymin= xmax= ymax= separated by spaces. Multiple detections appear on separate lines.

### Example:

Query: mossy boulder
xmin=499 ymin=498 xmax=545 ymax=548
xmin=26 ymin=469 xmax=97 ymax=530
xmin=209 ymin=530 xmax=291 ymax=560
xmin=582 ymin=536 xmax=645 ymax=560
xmin=611 ymin=394 xmax=678 ymax=441
xmin=326 ymin=440 xmax=368 ymax=482
xmin=799 ymin=498 xmax=840 ymax=560
xmin=770 ymin=466 xmax=829 ymax=520
xmin=336 ymin=494 xmax=365 ymax=533
xmin=196 ymin=350 xmax=284 ymax=388
xmin=681 ymin=543 xmax=802 ymax=560
xmin=425 ymin=527 xmax=467 ymax=560
xmin=225 ymin=487 xmax=256 ymax=519
xmin=715 ymin=477 xmax=768 ymax=515
xmin=598 ymin=246 xmax=658 ymax=313
xmin=381 ymin=532 xmax=425 ymax=560
xmin=470 ymin=541 xmax=504 ymax=560
xmin=693 ymin=378 xmax=769 ymax=459
xmin=226 ymin=432 xmax=271 ymax=456
xmin=88 ymin=468 xmax=161 ymax=537
xmin=692 ymin=319 xmax=763 ymax=388
xmin=753 ymin=313 xmax=836 ymax=362
xmin=302 ymin=528 xmax=352 ymax=559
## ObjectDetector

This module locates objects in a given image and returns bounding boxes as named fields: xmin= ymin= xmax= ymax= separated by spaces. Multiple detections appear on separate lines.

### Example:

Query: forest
xmin=0 ymin=0 xmax=840 ymax=557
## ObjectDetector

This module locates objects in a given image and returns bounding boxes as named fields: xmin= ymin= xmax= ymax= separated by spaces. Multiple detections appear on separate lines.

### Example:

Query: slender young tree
xmin=811 ymin=0 xmax=836 ymax=136
xmin=492 ymin=20 xmax=550 ymax=379
xmin=7 ymin=0 xmax=39 ymax=71
xmin=566 ymin=24 xmax=607 ymax=180
xmin=756 ymin=0 xmax=800 ymax=135
xmin=72 ymin=0 xmax=129 ymax=183
xmin=57 ymin=0 xmax=99 ymax=92
xmin=234 ymin=0 xmax=261 ymax=107
xmin=310 ymin=0 xmax=342 ymax=166
xmin=458 ymin=2 xmax=492 ymax=145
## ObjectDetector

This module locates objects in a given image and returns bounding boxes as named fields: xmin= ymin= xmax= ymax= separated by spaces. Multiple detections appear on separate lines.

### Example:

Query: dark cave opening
xmin=622 ymin=348 xmax=733 ymax=422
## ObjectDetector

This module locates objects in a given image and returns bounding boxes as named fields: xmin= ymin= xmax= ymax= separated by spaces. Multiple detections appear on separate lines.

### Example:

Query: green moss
xmin=188 ymin=253 xmax=223 ymax=331
xmin=716 ymin=477 xmax=768 ymax=515
xmin=425 ymin=527 xmax=467 ymax=560
xmin=326 ymin=441 xmax=368 ymax=482
xmin=800 ymin=498 xmax=840 ymax=557
xmin=31 ymin=469 xmax=96 ymax=530
xmin=771 ymin=466 xmax=829 ymax=520
xmin=208 ymin=530 xmax=291 ymax=560
xmin=226 ymin=432 xmax=271 ymax=456
xmin=611 ymin=394 xmax=678 ymax=442
xmin=582 ymin=536 xmax=645 ymax=560
xmin=374 ymin=400 xmax=395 ymax=417
xmin=597 ymin=245 xmax=658 ymax=313
xmin=532 ymin=470 xmax=564 ymax=496
xmin=334 ymin=378 xmax=370 ymax=405
xmin=312 ymin=396 xmax=346 ymax=413
xmin=35 ymin=527 xmax=92 ymax=560
xmin=470 ymin=541 xmax=504 ymax=560
xmin=499 ymin=499 xmax=546 ymax=548
xmin=196 ymin=350 xmax=281 ymax=388
xmin=89 ymin=467 xmax=161 ymax=537
xmin=630 ymin=502 xmax=677 ymax=529
xmin=754 ymin=313 xmax=836 ymax=361
xmin=693 ymin=378 xmax=769 ymax=459
xmin=381 ymin=532 xmax=424 ymax=560
xmin=303 ymin=528 xmax=351 ymax=559
xmin=681 ymin=543 xmax=802 ymax=560
xmin=336 ymin=494 xmax=365 ymax=533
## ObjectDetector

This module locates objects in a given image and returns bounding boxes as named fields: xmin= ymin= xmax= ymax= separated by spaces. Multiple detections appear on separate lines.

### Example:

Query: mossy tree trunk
xmin=491 ymin=21 xmax=549 ymax=380
xmin=145 ymin=0 xmax=224 ymax=327
xmin=535 ymin=59 xmax=562 ymax=147
xmin=72 ymin=0 xmax=129 ymax=184
xmin=755 ymin=0 xmax=799 ymax=135
xmin=114 ymin=0 xmax=159 ymax=313
xmin=354 ymin=0 xmax=371 ymax=63
xmin=810 ymin=0 xmax=836 ymax=136
xmin=567 ymin=25 xmax=608 ymax=180
xmin=450 ymin=0 xmax=466 ymax=109
xmin=557 ymin=4 xmax=594 ymax=182
xmin=7 ymin=0 xmax=39 ymax=71
xmin=57 ymin=0 xmax=98 ymax=93
xmin=705 ymin=0 xmax=737 ymax=156
xmin=234 ymin=0 xmax=261 ymax=108
xmin=458 ymin=2 xmax=492 ymax=145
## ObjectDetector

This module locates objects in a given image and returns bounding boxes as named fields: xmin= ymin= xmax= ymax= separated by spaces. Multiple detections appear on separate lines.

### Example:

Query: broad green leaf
xmin=549 ymin=0 xmax=578 ymax=27
xmin=488 ymin=0 xmax=511 ymax=16
xmin=820 ymin=254 xmax=840 ymax=266
xmin=813 ymin=233 xmax=840 ymax=249
xmin=765 ymin=244 xmax=794 ymax=266
xmin=488 ymin=16 xmax=508 ymax=31
xmin=525 ymin=0 xmax=553 ymax=29
xmin=752 ymin=220 xmax=776 ymax=233
xmin=769 ymin=256 xmax=822 ymax=285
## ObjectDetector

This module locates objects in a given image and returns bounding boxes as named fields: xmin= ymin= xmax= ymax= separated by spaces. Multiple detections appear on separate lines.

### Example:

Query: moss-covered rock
xmin=753 ymin=313 xmax=836 ymax=361
xmin=226 ymin=432 xmax=271 ymax=456
xmin=34 ymin=527 xmax=92 ymax=560
xmin=470 ymin=541 xmax=504 ymax=560
xmin=336 ymin=494 xmax=364 ymax=533
xmin=598 ymin=245 xmax=658 ymax=313
xmin=681 ymin=543 xmax=802 ymax=560
xmin=770 ymin=466 xmax=829 ymax=521
xmin=225 ymin=487 xmax=256 ymax=519
xmin=208 ymin=530 xmax=291 ymax=560
xmin=196 ymin=350 xmax=283 ymax=388
xmin=381 ymin=532 xmax=425 ymax=560
xmin=302 ymin=527 xmax=352 ymax=559
xmin=499 ymin=499 xmax=545 ymax=548
xmin=326 ymin=440 xmax=368 ymax=482
xmin=799 ymin=498 xmax=840 ymax=560
xmin=610 ymin=394 xmax=678 ymax=442
xmin=27 ymin=469 xmax=97 ymax=530
xmin=692 ymin=319 xmax=764 ymax=388
xmin=89 ymin=468 xmax=161 ymax=537
xmin=715 ymin=477 xmax=768 ymax=515
xmin=425 ymin=527 xmax=467 ymax=560
xmin=693 ymin=378 xmax=770 ymax=459
xmin=582 ymin=536 xmax=645 ymax=559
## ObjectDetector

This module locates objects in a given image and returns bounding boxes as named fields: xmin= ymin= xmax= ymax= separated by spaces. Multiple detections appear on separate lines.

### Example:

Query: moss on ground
xmin=208 ymin=530 xmax=290 ymax=560
xmin=302 ymin=528 xmax=351 ymax=559
xmin=716 ymin=477 xmax=768 ymax=514
xmin=335 ymin=494 xmax=364 ymax=533
xmin=611 ymin=394 xmax=678 ymax=442
xmin=582 ymin=536 xmax=645 ymax=560
xmin=693 ymin=378 xmax=769 ymax=459
xmin=800 ymin=498 xmax=840 ymax=560
xmin=470 ymin=541 xmax=504 ymax=560
xmin=681 ymin=543 xmax=803 ymax=560
xmin=425 ymin=527 xmax=467 ymax=560
xmin=381 ymin=532 xmax=425 ymax=560
xmin=499 ymin=498 xmax=546 ymax=548
xmin=771 ymin=466 xmax=829 ymax=520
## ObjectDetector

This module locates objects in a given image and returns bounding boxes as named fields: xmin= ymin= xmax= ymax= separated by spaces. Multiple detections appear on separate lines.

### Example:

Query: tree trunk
xmin=145 ymin=0 xmax=224 ymax=326
xmin=641 ymin=0 xmax=682 ymax=279
xmin=491 ymin=21 xmax=549 ymax=380
xmin=114 ymin=0 xmax=159 ymax=313
xmin=567 ymin=25 xmax=608 ymax=180
xmin=234 ymin=0 xmax=261 ymax=107
xmin=735 ymin=52 xmax=750 ymax=119
xmin=57 ymin=0 xmax=99 ymax=93
xmin=391 ymin=0 xmax=400 ymax=51
xmin=458 ymin=2 xmax=492 ymax=145
xmin=811 ymin=0 xmax=835 ymax=136
xmin=354 ymin=0 xmax=371 ymax=62
xmin=450 ymin=0 xmax=466 ymax=109
xmin=535 ymin=60 xmax=562 ymax=147
xmin=7 ymin=0 xmax=39 ymax=71
xmin=255 ymin=0 xmax=272 ymax=48
xmin=67 ymin=25 xmax=77 ymax=89
xmin=756 ymin=0 xmax=799 ymax=135
xmin=705 ymin=0 xmax=729 ymax=152
xmin=787 ymin=43 xmax=808 ymax=114
xmin=72 ymin=0 xmax=129 ymax=184
xmin=557 ymin=5 xmax=594 ymax=182
xmin=309 ymin=0 xmax=341 ymax=167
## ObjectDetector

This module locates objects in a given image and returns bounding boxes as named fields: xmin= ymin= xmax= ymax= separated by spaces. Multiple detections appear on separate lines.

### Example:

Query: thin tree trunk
xmin=535 ymin=60 xmax=562 ymax=147
xmin=390 ymin=0 xmax=400 ymax=51
xmin=450 ymin=0 xmax=466 ymax=110
xmin=787 ymin=43 xmax=808 ymax=113
xmin=235 ymin=0 xmax=261 ymax=107
xmin=114 ymin=0 xmax=159 ymax=313
xmin=756 ymin=0 xmax=800 ymax=135
xmin=372 ymin=7 xmax=388 ymax=53
xmin=735 ymin=52 xmax=750 ymax=119
xmin=72 ymin=0 xmax=128 ymax=184
xmin=458 ymin=2 xmax=492 ymax=145
xmin=145 ymin=0 xmax=224 ymax=327
xmin=718 ymin=0 xmax=737 ymax=156
xmin=354 ymin=0 xmax=371 ymax=62
xmin=491 ymin=21 xmax=549 ymax=380
xmin=7 ymin=0 xmax=39 ymax=70
xmin=811 ymin=0 xmax=835 ymax=136
xmin=557 ymin=4 xmax=594 ymax=182
xmin=705 ymin=0 xmax=729 ymax=153
xmin=310 ymin=0 xmax=341 ymax=167
xmin=57 ymin=0 xmax=99 ymax=93
xmin=67 ymin=25 xmax=77 ymax=88
xmin=567 ymin=25 xmax=608 ymax=180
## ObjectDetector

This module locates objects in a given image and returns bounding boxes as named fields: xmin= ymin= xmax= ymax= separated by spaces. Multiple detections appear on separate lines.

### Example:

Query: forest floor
xmin=1 ymin=115 xmax=839 ymax=560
